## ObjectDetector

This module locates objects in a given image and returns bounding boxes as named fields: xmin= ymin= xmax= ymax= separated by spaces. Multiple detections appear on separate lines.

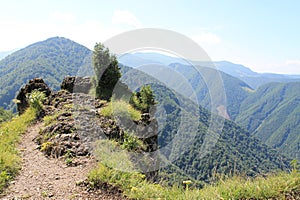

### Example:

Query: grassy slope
xmin=0 ymin=108 xmax=13 ymax=123
xmin=89 ymin=140 xmax=299 ymax=199
xmin=0 ymin=108 xmax=36 ymax=192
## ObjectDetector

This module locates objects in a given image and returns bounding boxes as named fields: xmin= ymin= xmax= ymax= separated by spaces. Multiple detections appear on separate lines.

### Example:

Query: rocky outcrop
xmin=38 ymin=90 xmax=106 ymax=158
xmin=61 ymin=76 xmax=92 ymax=94
xmin=19 ymin=77 xmax=159 ymax=181
xmin=16 ymin=78 xmax=52 ymax=114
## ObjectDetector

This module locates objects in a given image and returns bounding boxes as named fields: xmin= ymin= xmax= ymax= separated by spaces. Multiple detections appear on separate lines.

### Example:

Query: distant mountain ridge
xmin=214 ymin=61 xmax=300 ymax=89
xmin=119 ymin=52 xmax=300 ymax=89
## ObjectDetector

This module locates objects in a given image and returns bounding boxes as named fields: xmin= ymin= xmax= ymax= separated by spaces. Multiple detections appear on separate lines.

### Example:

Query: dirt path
xmin=1 ymin=123 xmax=124 ymax=200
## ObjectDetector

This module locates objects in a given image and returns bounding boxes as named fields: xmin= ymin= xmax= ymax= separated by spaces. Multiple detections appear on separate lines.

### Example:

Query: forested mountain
xmin=156 ymin=84 xmax=291 ymax=182
xmin=0 ymin=37 xmax=92 ymax=109
xmin=119 ymin=66 xmax=291 ymax=183
xmin=235 ymin=82 xmax=300 ymax=159
xmin=166 ymin=63 xmax=252 ymax=119
xmin=120 ymin=55 xmax=300 ymax=160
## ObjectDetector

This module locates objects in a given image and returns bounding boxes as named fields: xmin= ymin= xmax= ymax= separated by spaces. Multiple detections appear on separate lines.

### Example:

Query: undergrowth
xmin=0 ymin=108 xmax=36 ymax=193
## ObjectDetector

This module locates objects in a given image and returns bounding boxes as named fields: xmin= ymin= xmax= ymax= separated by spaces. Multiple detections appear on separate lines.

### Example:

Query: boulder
xmin=16 ymin=78 xmax=52 ymax=114
xmin=61 ymin=76 xmax=92 ymax=94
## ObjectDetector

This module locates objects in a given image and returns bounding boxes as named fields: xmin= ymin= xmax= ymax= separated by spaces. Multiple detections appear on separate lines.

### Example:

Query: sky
xmin=0 ymin=0 xmax=299 ymax=74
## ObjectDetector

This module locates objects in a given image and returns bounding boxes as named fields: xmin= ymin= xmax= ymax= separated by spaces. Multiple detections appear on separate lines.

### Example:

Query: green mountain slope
xmin=0 ymin=37 xmax=92 ymax=109
xmin=119 ymin=56 xmax=299 ymax=161
xmin=153 ymin=85 xmax=290 ymax=182
xmin=119 ymin=66 xmax=291 ymax=184
xmin=236 ymin=82 xmax=300 ymax=159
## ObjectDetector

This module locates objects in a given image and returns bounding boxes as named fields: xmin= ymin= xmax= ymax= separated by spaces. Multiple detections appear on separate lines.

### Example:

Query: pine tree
xmin=93 ymin=43 xmax=121 ymax=100
xmin=130 ymin=85 xmax=156 ymax=113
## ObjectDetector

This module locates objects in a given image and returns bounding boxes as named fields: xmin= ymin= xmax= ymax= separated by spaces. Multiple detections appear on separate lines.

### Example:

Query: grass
xmin=100 ymin=100 xmax=141 ymax=121
xmin=198 ymin=171 xmax=300 ymax=199
xmin=43 ymin=112 xmax=60 ymax=126
xmin=89 ymin=139 xmax=300 ymax=199
xmin=89 ymin=164 xmax=299 ymax=199
xmin=0 ymin=108 xmax=36 ymax=193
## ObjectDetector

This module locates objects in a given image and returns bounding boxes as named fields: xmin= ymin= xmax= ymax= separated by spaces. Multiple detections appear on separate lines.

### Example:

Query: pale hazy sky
xmin=0 ymin=0 xmax=299 ymax=74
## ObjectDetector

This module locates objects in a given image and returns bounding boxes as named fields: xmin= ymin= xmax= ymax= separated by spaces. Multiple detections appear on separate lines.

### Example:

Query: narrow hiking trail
xmin=1 ymin=123 xmax=123 ymax=200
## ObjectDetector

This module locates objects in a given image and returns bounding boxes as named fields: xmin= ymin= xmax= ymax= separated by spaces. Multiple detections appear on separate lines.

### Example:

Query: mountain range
xmin=118 ymin=52 xmax=300 ymax=89
xmin=0 ymin=37 xmax=299 ymax=161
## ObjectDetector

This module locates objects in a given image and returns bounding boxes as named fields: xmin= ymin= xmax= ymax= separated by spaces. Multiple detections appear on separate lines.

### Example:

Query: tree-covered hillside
xmin=0 ymin=37 xmax=92 ymax=109
xmin=236 ymin=82 xmax=300 ymax=159
xmin=119 ymin=66 xmax=291 ymax=184
xmin=153 ymin=84 xmax=290 ymax=183
xmin=167 ymin=63 xmax=252 ymax=120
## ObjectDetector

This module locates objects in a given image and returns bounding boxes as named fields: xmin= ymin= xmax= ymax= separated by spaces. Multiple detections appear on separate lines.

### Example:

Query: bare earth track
xmin=1 ymin=123 xmax=124 ymax=200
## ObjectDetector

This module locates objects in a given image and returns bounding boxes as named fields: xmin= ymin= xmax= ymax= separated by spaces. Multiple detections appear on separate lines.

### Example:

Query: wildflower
xmin=183 ymin=180 xmax=192 ymax=191
xmin=131 ymin=186 xmax=138 ymax=192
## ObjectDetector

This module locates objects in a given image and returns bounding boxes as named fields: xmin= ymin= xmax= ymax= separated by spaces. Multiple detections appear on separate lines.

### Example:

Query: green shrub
xmin=27 ymin=90 xmax=46 ymax=115
xmin=121 ymin=131 xmax=145 ymax=151
xmin=130 ymin=85 xmax=156 ymax=113
xmin=40 ymin=141 xmax=53 ymax=155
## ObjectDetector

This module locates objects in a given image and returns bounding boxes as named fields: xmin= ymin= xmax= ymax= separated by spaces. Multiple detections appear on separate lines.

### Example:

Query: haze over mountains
xmin=119 ymin=52 xmax=300 ymax=89
xmin=0 ymin=37 xmax=299 ymax=162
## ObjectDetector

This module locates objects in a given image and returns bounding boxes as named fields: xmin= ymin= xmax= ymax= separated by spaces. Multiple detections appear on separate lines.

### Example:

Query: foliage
xmin=0 ymin=108 xmax=36 ymax=192
xmin=93 ymin=140 xmax=137 ymax=172
xmin=43 ymin=112 xmax=61 ymax=126
xmin=27 ymin=90 xmax=46 ymax=115
xmin=92 ymin=43 xmax=121 ymax=101
xmin=40 ymin=141 xmax=53 ymax=154
xmin=100 ymin=100 xmax=141 ymax=121
xmin=291 ymin=159 xmax=299 ymax=172
xmin=120 ymin=131 xmax=145 ymax=151
xmin=0 ymin=107 xmax=13 ymax=123
xmin=130 ymin=85 xmax=156 ymax=113
xmin=64 ymin=150 xmax=74 ymax=166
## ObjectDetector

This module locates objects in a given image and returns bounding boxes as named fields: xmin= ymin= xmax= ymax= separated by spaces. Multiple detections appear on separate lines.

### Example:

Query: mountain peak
xmin=0 ymin=37 xmax=92 ymax=109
